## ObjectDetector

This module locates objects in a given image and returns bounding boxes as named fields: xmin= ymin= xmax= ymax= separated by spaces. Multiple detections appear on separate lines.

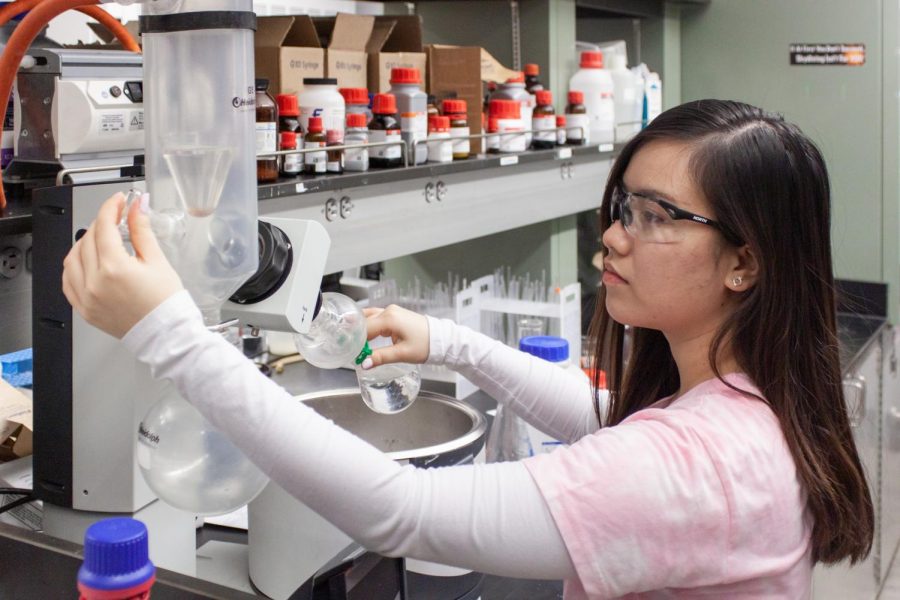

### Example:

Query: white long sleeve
xmin=122 ymin=291 xmax=576 ymax=581
xmin=426 ymin=316 xmax=604 ymax=442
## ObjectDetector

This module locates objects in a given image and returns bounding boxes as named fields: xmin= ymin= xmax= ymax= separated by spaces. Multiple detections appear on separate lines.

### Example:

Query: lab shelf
xmin=257 ymin=144 xmax=618 ymax=275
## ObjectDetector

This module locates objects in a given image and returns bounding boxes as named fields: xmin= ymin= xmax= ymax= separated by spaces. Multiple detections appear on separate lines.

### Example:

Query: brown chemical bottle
xmin=427 ymin=94 xmax=440 ymax=119
xmin=255 ymin=79 xmax=278 ymax=183
xmin=565 ymin=90 xmax=588 ymax=146
xmin=279 ymin=131 xmax=302 ymax=176
xmin=326 ymin=129 xmax=344 ymax=174
xmin=368 ymin=93 xmax=403 ymax=169
xmin=531 ymin=89 xmax=556 ymax=150
xmin=524 ymin=63 xmax=544 ymax=95
xmin=304 ymin=116 xmax=327 ymax=175
xmin=441 ymin=99 xmax=469 ymax=160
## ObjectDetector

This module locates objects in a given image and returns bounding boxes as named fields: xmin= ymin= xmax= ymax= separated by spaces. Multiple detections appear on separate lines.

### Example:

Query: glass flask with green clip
xmin=294 ymin=292 xmax=421 ymax=414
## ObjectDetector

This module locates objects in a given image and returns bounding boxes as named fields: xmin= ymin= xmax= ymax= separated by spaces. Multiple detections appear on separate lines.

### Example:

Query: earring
xmin=731 ymin=276 xmax=743 ymax=288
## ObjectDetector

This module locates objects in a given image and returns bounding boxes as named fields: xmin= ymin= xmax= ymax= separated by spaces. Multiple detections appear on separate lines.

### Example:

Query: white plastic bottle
xmin=518 ymin=336 xmax=590 ymax=454
xmin=427 ymin=116 xmax=453 ymax=163
xmin=490 ymin=99 xmax=526 ymax=153
xmin=645 ymin=72 xmax=663 ymax=124
xmin=298 ymin=78 xmax=346 ymax=141
xmin=344 ymin=113 xmax=369 ymax=172
xmin=491 ymin=72 xmax=534 ymax=146
xmin=631 ymin=66 xmax=645 ymax=132
xmin=293 ymin=292 xmax=421 ymax=414
xmin=609 ymin=53 xmax=640 ymax=142
xmin=568 ymin=50 xmax=615 ymax=147
xmin=388 ymin=68 xmax=428 ymax=165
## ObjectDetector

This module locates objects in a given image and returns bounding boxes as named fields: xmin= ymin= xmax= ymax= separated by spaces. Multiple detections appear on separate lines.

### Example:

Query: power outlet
xmin=0 ymin=247 xmax=23 ymax=278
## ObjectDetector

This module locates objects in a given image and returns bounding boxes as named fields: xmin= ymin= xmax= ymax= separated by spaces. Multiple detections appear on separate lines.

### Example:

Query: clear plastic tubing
xmin=141 ymin=0 xmax=259 ymax=325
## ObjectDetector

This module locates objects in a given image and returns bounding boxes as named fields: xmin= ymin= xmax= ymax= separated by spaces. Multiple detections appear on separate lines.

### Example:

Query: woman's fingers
xmin=94 ymin=193 xmax=128 ymax=266
xmin=77 ymin=224 xmax=100 ymax=281
xmin=364 ymin=308 xmax=397 ymax=340
xmin=125 ymin=193 xmax=166 ymax=263
xmin=365 ymin=345 xmax=404 ymax=369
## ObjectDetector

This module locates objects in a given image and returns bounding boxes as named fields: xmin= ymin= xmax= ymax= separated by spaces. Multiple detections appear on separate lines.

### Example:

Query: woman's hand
xmin=62 ymin=192 xmax=184 ymax=339
xmin=361 ymin=305 xmax=430 ymax=368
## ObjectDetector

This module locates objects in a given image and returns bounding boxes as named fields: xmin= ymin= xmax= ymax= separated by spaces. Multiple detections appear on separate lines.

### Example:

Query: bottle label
xmin=401 ymin=112 xmax=428 ymax=162
xmin=344 ymin=133 xmax=369 ymax=171
xmin=498 ymin=120 xmax=526 ymax=153
xmin=304 ymin=140 xmax=326 ymax=172
xmin=327 ymin=158 xmax=343 ymax=172
xmin=370 ymin=129 xmax=402 ymax=159
xmin=532 ymin=116 xmax=556 ymax=143
xmin=450 ymin=126 xmax=470 ymax=155
xmin=427 ymin=137 xmax=453 ymax=163
xmin=557 ymin=126 xmax=566 ymax=146
xmin=566 ymin=113 xmax=590 ymax=143
xmin=283 ymin=152 xmax=303 ymax=174
xmin=256 ymin=122 xmax=277 ymax=153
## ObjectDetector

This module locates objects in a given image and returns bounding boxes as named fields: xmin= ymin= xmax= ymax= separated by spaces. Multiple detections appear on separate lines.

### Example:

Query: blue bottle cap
xmin=78 ymin=518 xmax=155 ymax=591
xmin=519 ymin=336 xmax=569 ymax=362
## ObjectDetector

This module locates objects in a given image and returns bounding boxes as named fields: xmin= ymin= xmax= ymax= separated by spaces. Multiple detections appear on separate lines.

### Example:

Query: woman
xmin=62 ymin=100 xmax=873 ymax=598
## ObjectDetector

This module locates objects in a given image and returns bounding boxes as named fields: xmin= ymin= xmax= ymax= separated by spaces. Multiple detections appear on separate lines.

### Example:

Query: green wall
xmin=680 ymin=0 xmax=899 ymax=319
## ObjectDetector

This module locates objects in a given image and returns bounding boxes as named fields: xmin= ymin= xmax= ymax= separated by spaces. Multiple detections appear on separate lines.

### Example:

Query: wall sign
xmin=790 ymin=43 xmax=865 ymax=66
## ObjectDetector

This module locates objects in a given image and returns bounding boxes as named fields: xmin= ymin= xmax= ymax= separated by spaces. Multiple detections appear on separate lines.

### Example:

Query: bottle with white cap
xmin=608 ymin=53 xmax=640 ymax=142
xmin=518 ymin=336 xmax=590 ymax=454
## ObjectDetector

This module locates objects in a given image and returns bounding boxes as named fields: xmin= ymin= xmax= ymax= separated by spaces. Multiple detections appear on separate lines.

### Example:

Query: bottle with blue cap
xmin=520 ymin=336 xmax=590 ymax=454
xmin=78 ymin=517 xmax=155 ymax=600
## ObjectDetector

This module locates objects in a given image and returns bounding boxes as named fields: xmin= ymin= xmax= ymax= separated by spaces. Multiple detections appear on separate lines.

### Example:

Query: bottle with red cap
xmin=524 ymin=63 xmax=544 ymax=95
xmin=531 ymin=90 xmax=556 ymax=150
xmin=486 ymin=117 xmax=500 ymax=154
xmin=568 ymin=50 xmax=615 ymax=146
xmin=441 ymin=99 xmax=469 ymax=160
xmin=490 ymin=99 xmax=526 ymax=153
xmin=427 ymin=116 xmax=452 ymax=163
xmin=276 ymin=93 xmax=301 ymax=136
xmin=368 ymin=93 xmax=403 ymax=169
xmin=388 ymin=67 xmax=428 ymax=165
xmin=491 ymin=72 xmax=534 ymax=146
xmin=77 ymin=518 xmax=155 ymax=600
xmin=304 ymin=116 xmax=327 ymax=175
xmin=279 ymin=131 xmax=302 ymax=176
xmin=339 ymin=87 xmax=372 ymax=122
xmin=565 ymin=91 xmax=589 ymax=146
xmin=556 ymin=115 xmax=567 ymax=146
xmin=344 ymin=113 xmax=369 ymax=172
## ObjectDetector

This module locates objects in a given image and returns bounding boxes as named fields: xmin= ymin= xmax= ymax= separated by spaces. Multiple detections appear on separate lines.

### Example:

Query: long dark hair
xmin=588 ymin=99 xmax=873 ymax=564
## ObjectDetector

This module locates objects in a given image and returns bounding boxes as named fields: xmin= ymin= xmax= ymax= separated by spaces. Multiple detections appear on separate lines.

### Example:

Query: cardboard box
xmin=425 ymin=45 xmax=519 ymax=154
xmin=314 ymin=14 xmax=374 ymax=89
xmin=426 ymin=45 xmax=484 ymax=153
xmin=368 ymin=15 xmax=427 ymax=94
xmin=255 ymin=16 xmax=325 ymax=96
xmin=83 ymin=21 xmax=142 ymax=49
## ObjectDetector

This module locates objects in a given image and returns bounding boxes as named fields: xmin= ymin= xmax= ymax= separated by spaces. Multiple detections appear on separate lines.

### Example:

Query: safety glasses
xmin=609 ymin=187 xmax=742 ymax=245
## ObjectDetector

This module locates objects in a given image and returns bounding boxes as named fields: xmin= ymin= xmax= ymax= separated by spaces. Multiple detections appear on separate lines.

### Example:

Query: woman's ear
xmin=726 ymin=244 xmax=759 ymax=292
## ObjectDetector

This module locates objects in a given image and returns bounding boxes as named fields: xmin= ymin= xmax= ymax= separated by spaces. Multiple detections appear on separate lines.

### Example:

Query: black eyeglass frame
xmin=610 ymin=188 xmax=744 ymax=245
